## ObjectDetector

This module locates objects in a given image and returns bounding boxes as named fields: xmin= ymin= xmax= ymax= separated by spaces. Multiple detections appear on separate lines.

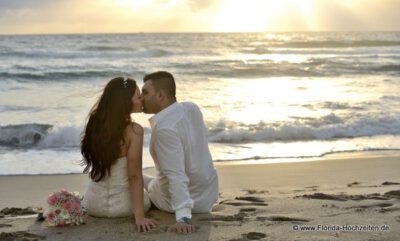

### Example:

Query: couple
xmin=81 ymin=71 xmax=219 ymax=233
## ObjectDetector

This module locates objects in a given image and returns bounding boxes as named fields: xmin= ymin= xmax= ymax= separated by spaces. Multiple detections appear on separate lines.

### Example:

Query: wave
xmin=0 ymin=70 xmax=137 ymax=81
xmin=156 ymin=56 xmax=387 ymax=77
xmin=80 ymin=46 xmax=136 ymax=51
xmin=381 ymin=95 xmax=400 ymax=101
xmin=0 ymin=123 xmax=151 ymax=149
xmin=373 ymin=64 xmax=400 ymax=72
xmin=0 ymin=105 xmax=42 ymax=112
xmin=177 ymin=58 xmax=400 ymax=78
xmin=270 ymin=40 xmax=400 ymax=49
xmin=213 ymin=148 xmax=400 ymax=162
xmin=132 ymin=48 xmax=170 ymax=58
xmin=38 ymin=126 xmax=82 ymax=148
xmin=1 ymin=47 xmax=171 ymax=59
xmin=79 ymin=46 xmax=170 ymax=57
xmin=0 ymin=124 xmax=81 ymax=148
xmin=2 ymin=113 xmax=400 ymax=149
xmin=6 ymin=60 xmax=399 ymax=81
xmin=208 ymin=113 xmax=400 ymax=143
xmin=0 ymin=50 xmax=78 ymax=59
xmin=175 ymin=60 xmax=319 ymax=78
xmin=0 ymin=124 xmax=52 ymax=147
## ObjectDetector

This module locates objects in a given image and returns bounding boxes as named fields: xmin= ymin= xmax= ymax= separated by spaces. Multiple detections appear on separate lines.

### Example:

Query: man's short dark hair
xmin=143 ymin=71 xmax=176 ymax=99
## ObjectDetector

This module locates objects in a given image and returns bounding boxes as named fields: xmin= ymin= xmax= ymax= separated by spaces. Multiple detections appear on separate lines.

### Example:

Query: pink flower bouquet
xmin=46 ymin=189 xmax=85 ymax=227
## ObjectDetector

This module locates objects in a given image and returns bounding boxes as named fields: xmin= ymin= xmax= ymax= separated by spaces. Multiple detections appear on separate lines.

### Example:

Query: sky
xmin=0 ymin=0 xmax=399 ymax=34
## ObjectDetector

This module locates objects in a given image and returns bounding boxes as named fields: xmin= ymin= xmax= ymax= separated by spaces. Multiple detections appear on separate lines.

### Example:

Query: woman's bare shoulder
xmin=124 ymin=122 xmax=143 ymax=137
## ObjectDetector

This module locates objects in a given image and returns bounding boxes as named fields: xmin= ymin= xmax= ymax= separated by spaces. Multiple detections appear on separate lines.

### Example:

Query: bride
xmin=81 ymin=77 xmax=157 ymax=232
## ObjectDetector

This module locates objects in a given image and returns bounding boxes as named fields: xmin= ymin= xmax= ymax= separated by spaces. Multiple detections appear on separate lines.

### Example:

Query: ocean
xmin=1 ymin=32 xmax=400 ymax=175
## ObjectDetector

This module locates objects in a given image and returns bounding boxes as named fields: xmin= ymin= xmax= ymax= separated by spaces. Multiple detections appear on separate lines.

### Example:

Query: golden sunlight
xmin=0 ymin=0 xmax=398 ymax=34
xmin=211 ymin=0 xmax=316 ymax=32
xmin=114 ymin=0 xmax=150 ymax=10
xmin=113 ymin=0 xmax=183 ymax=12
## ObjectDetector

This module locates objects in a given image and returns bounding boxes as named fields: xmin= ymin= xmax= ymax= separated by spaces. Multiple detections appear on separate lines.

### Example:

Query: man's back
xmin=149 ymin=102 xmax=218 ymax=215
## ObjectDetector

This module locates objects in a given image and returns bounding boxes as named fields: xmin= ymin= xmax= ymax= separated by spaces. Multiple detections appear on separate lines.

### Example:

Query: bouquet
xmin=46 ymin=189 xmax=85 ymax=227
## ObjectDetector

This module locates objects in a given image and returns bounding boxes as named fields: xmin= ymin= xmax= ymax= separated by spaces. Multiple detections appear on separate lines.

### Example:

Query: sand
xmin=1 ymin=151 xmax=400 ymax=241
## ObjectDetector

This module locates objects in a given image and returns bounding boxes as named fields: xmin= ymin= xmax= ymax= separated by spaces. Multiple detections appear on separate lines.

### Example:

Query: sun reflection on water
xmin=196 ymin=77 xmax=365 ymax=125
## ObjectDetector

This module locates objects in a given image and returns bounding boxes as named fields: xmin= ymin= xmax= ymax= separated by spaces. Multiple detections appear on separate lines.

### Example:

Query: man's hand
xmin=168 ymin=222 xmax=196 ymax=233
xmin=135 ymin=218 xmax=158 ymax=232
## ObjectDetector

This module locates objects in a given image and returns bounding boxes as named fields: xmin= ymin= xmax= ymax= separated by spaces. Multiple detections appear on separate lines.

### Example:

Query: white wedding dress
xmin=82 ymin=157 xmax=151 ymax=218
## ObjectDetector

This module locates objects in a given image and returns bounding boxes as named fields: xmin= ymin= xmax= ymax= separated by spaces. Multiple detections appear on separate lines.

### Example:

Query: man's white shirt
xmin=148 ymin=102 xmax=219 ymax=221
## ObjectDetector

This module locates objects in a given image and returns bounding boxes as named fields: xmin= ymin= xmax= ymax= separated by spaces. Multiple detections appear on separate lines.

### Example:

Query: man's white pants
xmin=143 ymin=174 xmax=216 ymax=214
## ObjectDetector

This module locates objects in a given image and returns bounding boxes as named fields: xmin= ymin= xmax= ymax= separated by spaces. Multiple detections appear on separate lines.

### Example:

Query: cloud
xmin=0 ymin=0 xmax=55 ymax=9
xmin=312 ymin=0 xmax=400 ymax=31
xmin=187 ymin=0 xmax=216 ymax=10
xmin=312 ymin=1 xmax=365 ymax=31
xmin=0 ymin=0 xmax=399 ymax=34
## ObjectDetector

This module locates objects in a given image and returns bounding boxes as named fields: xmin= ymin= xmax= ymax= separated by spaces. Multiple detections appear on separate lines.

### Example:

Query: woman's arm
xmin=126 ymin=123 xmax=157 ymax=232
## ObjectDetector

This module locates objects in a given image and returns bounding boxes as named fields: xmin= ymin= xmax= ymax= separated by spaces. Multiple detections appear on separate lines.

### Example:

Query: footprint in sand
xmin=382 ymin=181 xmax=400 ymax=186
xmin=235 ymin=196 xmax=265 ymax=203
xmin=346 ymin=201 xmax=400 ymax=213
xmin=297 ymin=192 xmax=391 ymax=201
xmin=211 ymin=204 xmax=225 ymax=212
xmin=239 ymin=208 xmax=257 ymax=212
xmin=246 ymin=232 xmax=267 ymax=240
xmin=379 ymin=207 xmax=400 ymax=213
xmin=385 ymin=190 xmax=400 ymax=198
xmin=297 ymin=193 xmax=347 ymax=201
xmin=219 ymin=196 xmax=268 ymax=207
xmin=0 ymin=207 xmax=37 ymax=217
xmin=347 ymin=181 xmax=361 ymax=187
xmin=0 ymin=224 xmax=12 ymax=228
xmin=243 ymin=189 xmax=269 ymax=195
xmin=256 ymin=216 xmax=311 ymax=222
xmin=348 ymin=203 xmax=393 ymax=210
xmin=228 ymin=232 xmax=267 ymax=241
xmin=304 ymin=185 xmax=319 ymax=191
xmin=0 ymin=231 xmax=45 ymax=241
xmin=199 ymin=214 xmax=244 ymax=222
xmin=221 ymin=201 xmax=268 ymax=207
xmin=220 ymin=198 xmax=268 ymax=207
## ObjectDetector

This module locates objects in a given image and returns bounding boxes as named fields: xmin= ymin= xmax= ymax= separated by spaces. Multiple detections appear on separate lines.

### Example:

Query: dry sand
xmin=1 ymin=151 xmax=400 ymax=241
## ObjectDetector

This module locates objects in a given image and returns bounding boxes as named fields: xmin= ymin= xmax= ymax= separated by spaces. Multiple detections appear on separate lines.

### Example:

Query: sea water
xmin=1 ymin=32 xmax=400 ymax=175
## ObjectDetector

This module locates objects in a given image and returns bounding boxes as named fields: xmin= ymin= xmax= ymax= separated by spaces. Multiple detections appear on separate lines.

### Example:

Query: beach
xmin=1 ymin=152 xmax=399 ymax=241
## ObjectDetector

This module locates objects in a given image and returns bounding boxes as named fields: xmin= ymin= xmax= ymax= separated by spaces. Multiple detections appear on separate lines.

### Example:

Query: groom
xmin=140 ymin=71 xmax=219 ymax=233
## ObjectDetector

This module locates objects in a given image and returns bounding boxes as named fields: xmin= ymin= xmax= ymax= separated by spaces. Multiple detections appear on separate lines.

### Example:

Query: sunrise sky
xmin=0 ymin=0 xmax=399 ymax=34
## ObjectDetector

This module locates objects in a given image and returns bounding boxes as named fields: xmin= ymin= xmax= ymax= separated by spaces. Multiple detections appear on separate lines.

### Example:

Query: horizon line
xmin=1 ymin=30 xmax=400 ymax=36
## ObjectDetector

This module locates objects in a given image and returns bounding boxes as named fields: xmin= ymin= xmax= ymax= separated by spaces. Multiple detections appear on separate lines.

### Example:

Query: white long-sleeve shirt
xmin=149 ymin=102 xmax=219 ymax=221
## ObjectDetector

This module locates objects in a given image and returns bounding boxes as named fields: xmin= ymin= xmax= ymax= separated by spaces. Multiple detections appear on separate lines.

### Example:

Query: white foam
xmin=38 ymin=125 xmax=82 ymax=148
xmin=208 ymin=113 xmax=400 ymax=143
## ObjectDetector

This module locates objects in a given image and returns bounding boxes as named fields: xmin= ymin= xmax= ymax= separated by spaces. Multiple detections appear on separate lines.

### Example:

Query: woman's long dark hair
xmin=81 ymin=77 xmax=137 ymax=182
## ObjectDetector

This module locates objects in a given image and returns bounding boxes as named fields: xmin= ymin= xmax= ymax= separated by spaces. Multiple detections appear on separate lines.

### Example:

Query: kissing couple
xmin=81 ymin=71 xmax=219 ymax=233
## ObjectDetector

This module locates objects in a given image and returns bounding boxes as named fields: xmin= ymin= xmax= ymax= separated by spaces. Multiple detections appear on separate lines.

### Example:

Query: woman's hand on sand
xmin=135 ymin=218 xmax=158 ymax=232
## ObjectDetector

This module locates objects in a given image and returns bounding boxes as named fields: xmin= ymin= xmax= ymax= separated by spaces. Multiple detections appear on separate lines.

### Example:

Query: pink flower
xmin=61 ymin=189 xmax=69 ymax=195
xmin=63 ymin=202 xmax=72 ymax=212
xmin=47 ymin=211 xmax=55 ymax=219
xmin=47 ymin=193 xmax=58 ymax=206
xmin=47 ymin=212 xmax=55 ymax=225
xmin=73 ymin=202 xmax=81 ymax=213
